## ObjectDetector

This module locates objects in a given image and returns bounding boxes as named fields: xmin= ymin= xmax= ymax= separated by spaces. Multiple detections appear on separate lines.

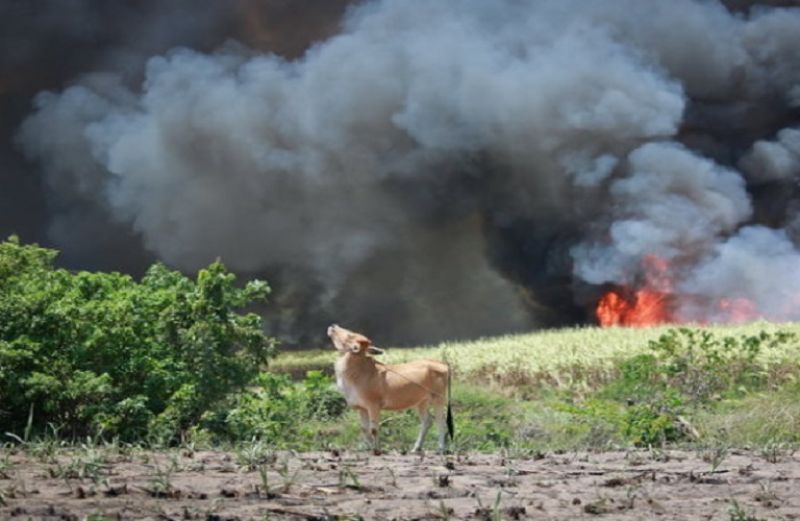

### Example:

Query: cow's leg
xmin=433 ymin=402 xmax=448 ymax=453
xmin=357 ymin=407 xmax=371 ymax=447
xmin=412 ymin=401 xmax=433 ymax=452
xmin=366 ymin=405 xmax=382 ymax=453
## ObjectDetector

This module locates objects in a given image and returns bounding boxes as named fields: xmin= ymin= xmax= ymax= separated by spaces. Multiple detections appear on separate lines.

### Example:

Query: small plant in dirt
xmin=474 ymin=490 xmax=505 ymax=521
xmin=84 ymin=515 xmax=114 ymax=521
xmin=276 ymin=458 xmax=301 ymax=493
xmin=0 ymin=451 xmax=13 ymax=479
xmin=435 ymin=500 xmax=454 ymax=520
xmin=583 ymin=496 xmax=613 ymax=515
xmin=256 ymin=464 xmax=278 ymax=499
xmin=622 ymin=486 xmax=638 ymax=510
xmin=386 ymin=467 xmax=398 ymax=487
xmin=338 ymin=465 xmax=362 ymax=491
xmin=147 ymin=462 xmax=176 ymax=498
xmin=49 ymin=445 xmax=109 ymax=488
xmin=759 ymin=440 xmax=793 ymax=463
xmin=754 ymin=480 xmax=781 ymax=508
xmin=236 ymin=439 xmax=276 ymax=471
xmin=700 ymin=445 xmax=729 ymax=472
xmin=728 ymin=499 xmax=760 ymax=521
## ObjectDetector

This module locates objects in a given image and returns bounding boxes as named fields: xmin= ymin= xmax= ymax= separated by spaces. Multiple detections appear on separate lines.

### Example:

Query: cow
xmin=327 ymin=324 xmax=453 ymax=453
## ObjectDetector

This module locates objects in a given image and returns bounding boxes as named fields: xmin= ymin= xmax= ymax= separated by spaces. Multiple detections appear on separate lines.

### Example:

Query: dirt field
xmin=2 ymin=448 xmax=799 ymax=520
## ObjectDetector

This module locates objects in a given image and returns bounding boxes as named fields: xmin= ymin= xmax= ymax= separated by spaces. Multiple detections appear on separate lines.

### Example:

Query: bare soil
xmin=2 ymin=448 xmax=800 ymax=520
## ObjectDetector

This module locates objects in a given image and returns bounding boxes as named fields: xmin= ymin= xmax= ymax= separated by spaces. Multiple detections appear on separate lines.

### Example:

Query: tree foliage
xmin=0 ymin=236 xmax=276 ymax=442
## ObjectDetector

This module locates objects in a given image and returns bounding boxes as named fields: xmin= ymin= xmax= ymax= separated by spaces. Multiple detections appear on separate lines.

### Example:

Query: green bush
xmin=600 ymin=353 xmax=665 ymax=402
xmin=0 ymin=236 xmax=276 ymax=442
xmin=561 ymin=328 xmax=799 ymax=447
xmin=621 ymin=392 xmax=683 ymax=446
xmin=219 ymin=371 xmax=346 ymax=444
xmin=648 ymin=327 xmax=794 ymax=400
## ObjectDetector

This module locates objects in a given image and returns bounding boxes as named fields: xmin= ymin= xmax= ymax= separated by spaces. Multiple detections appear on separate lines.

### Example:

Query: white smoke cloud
xmin=740 ymin=127 xmax=800 ymax=183
xmin=572 ymin=141 xmax=752 ymax=286
xmin=678 ymin=226 xmax=800 ymax=322
xmin=16 ymin=0 xmax=800 ymax=339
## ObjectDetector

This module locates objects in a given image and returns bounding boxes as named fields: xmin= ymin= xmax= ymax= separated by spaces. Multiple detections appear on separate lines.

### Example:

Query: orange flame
xmin=595 ymin=254 xmax=674 ymax=327
xmin=596 ymin=288 xmax=671 ymax=327
xmin=595 ymin=254 xmax=760 ymax=327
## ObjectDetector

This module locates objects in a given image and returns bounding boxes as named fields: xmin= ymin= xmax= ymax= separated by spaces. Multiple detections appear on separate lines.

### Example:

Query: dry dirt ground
xmin=2 ymin=448 xmax=800 ymax=520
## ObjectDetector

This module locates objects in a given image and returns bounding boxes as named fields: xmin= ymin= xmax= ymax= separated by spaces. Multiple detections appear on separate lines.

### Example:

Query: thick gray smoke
xmin=2 ymin=0 xmax=353 ymax=272
xmin=15 ymin=0 xmax=800 ymax=343
xmin=741 ymin=127 xmax=800 ymax=183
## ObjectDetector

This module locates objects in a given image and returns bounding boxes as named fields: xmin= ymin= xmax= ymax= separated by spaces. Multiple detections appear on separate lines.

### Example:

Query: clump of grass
xmin=728 ymin=499 xmax=760 ymax=521
xmin=338 ymin=465 xmax=362 ymax=491
xmin=48 ymin=439 xmax=111 ymax=490
xmin=147 ymin=461 xmax=175 ymax=498
xmin=277 ymin=458 xmax=301 ymax=493
xmin=694 ymin=385 xmax=800 ymax=447
xmin=0 ymin=451 xmax=13 ymax=479
xmin=236 ymin=439 xmax=276 ymax=471
xmin=700 ymin=444 xmax=729 ymax=472
xmin=256 ymin=464 xmax=278 ymax=499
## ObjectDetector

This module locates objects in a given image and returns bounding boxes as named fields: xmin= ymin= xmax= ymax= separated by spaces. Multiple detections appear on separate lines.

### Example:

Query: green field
xmin=275 ymin=321 xmax=800 ymax=389
xmin=271 ymin=322 xmax=800 ymax=452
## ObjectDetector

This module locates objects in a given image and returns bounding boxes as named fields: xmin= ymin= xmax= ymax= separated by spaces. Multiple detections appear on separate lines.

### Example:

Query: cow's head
xmin=327 ymin=324 xmax=385 ymax=356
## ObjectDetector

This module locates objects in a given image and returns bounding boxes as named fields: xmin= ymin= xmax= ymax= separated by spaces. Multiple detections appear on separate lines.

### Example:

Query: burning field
xmin=2 ymin=0 xmax=800 ymax=346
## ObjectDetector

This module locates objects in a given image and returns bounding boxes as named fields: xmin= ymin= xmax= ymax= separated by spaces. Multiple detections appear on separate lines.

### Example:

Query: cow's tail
xmin=446 ymin=363 xmax=454 ymax=443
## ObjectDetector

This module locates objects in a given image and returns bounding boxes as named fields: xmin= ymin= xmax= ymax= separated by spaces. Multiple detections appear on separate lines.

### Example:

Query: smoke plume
xmin=11 ymin=0 xmax=800 ymax=344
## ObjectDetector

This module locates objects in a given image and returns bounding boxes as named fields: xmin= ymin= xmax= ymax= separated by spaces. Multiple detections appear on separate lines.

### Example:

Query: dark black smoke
xmin=6 ymin=0 xmax=800 ymax=346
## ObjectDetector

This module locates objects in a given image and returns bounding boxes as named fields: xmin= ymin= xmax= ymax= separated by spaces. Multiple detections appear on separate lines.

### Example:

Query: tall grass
xmin=271 ymin=322 xmax=800 ymax=450
xmin=274 ymin=321 xmax=800 ymax=390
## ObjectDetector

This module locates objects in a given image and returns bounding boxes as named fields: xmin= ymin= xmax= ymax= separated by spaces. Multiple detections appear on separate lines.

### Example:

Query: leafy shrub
xmin=558 ymin=328 xmax=798 ymax=447
xmin=648 ymin=328 xmax=795 ymax=401
xmin=600 ymin=354 xmax=664 ymax=402
xmin=0 ymin=236 xmax=276 ymax=442
xmin=219 ymin=371 xmax=346 ymax=443
xmin=299 ymin=370 xmax=348 ymax=420
xmin=621 ymin=389 xmax=684 ymax=446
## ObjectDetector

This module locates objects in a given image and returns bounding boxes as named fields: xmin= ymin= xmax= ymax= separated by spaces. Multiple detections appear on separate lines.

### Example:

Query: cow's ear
xmin=351 ymin=337 xmax=370 ymax=353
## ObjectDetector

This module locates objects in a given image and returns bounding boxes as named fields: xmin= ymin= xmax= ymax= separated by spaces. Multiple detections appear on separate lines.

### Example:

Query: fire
xmin=595 ymin=254 xmax=761 ymax=327
xmin=717 ymin=298 xmax=756 ymax=324
xmin=596 ymin=288 xmax=671 ymax=327
xmin=596 ymin=254 xmax=674 ymax=327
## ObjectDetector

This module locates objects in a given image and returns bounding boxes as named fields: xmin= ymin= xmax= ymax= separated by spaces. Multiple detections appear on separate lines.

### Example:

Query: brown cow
xmin=327 ymin=324 xmax=453 ymax=452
